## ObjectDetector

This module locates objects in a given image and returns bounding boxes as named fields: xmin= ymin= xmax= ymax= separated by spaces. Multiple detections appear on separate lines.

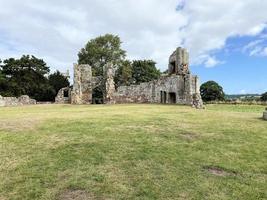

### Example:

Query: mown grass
xmin=0 ymin=104 xmax=266 ymax=200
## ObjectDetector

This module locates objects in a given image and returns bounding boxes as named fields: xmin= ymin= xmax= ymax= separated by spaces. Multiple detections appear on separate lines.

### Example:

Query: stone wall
xmin=114 ymin=81 xmax=155 ymax=103
xmin=55 ymin=87 xmax=71 ymax=104
xmin=71 ymin=64 xmax=93 ymax=104
xmin=114 ymin=74 xmax=202 ymax=106
xmin=0 ymin=95 xmax=5 ymax=106
xmin=263 ymin=109 xmax=267 ymax=120
xmin=168 ymin=47 xmax=190 ymax=75
xmin=0 ymin=95 xmax=36 ymax=107
xmin=58 ymin=47 xmax=203 ymax=108
xmin=103 ymin=63 xmax=116 ymax=104
xmin=67 ymin=63 xmax=117 ymax=105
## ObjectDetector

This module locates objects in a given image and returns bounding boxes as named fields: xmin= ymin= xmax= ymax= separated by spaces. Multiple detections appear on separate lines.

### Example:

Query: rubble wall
xmin=263 ymin=110 xmax=267 ymax=120
xmin=71 ymin=64 xmax=93 ymax=104
xmin=55 ymin=87 xmax=71 ymax=104
xmin=114 ymin=74 xmax=201 ymax=105
xmin=0 ymin=95 xmax=36 ymax=107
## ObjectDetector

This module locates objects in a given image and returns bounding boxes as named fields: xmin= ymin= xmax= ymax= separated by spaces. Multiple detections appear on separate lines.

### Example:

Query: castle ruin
xmin=55 ymin=47 xmax=203 ymax=108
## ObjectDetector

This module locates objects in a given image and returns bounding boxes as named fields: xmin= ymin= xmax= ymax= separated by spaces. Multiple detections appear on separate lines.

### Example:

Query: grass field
xmin=0 ymin=104 xmax=266 ymax=200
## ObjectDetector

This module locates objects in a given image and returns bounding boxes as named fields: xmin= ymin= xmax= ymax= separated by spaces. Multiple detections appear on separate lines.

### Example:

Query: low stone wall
xmin=263 ymin=109 xmax=267 ymax=120
xmin=0 ymin=95 xmax=5 ymax=106
xmin=0 ymin=95 xmax=36 ymax=107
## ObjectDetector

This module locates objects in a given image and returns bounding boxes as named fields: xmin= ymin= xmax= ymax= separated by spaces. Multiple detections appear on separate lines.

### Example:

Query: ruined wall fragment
xmin=168 ymin=47 xmax=190 ymax=75
xmin=103 ymin=63 xmax=116 ymax=104
xmin=68 ymin=47 xmax=203 ymax=108
xmin=71 ymin=64 xmax=93 ymax=104
xmin=55 ymin=87 xmax=71 ymax=104
xmin=263 ymin=108 xmax=267 ymax=120
xmin=113 ymin=74 xmax=202 ymax=106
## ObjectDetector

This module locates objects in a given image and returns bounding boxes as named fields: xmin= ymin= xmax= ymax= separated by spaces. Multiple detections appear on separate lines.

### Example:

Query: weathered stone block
xmin=263 ymin=110 xmax=267 ymax=120
xmin=18 ymin=95 xmax=36 ymax=105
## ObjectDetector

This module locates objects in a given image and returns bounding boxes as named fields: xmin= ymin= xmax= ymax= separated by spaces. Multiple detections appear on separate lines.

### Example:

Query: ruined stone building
xmin=55 ymin=47 xmax=203 ymax=108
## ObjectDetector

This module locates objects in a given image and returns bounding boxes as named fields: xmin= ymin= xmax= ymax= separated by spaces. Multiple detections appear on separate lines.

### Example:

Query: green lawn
xmin=0 ymin=104 xmax=266 ymax=200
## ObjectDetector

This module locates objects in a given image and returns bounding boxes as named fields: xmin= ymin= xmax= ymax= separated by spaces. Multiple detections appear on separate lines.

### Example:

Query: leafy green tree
xmin=78 ymin=34 xmax=126 ymax=76
xmin=0 ymin=55 xmax=51 ymax=100
xmin=114 ymin=60 xmax=133 ymax=87
xmin=200 ymin=81 xmax=225 ymax=102
xmin=48 ymin=71 xmax=70 ymax=94
xmin=260 ymin=92 xmax=267 ymax=101
xmin=131 ymin=60 xmax=161 ymax=84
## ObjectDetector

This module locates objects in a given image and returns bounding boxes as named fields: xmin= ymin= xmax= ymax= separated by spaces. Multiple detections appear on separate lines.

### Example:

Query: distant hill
xmin=226 ymin=94 xmax=261 ymax=100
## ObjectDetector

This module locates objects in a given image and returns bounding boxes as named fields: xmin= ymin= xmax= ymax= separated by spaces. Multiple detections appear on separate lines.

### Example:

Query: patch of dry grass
xmin=0 ymin=104 xmax=266 ymax=199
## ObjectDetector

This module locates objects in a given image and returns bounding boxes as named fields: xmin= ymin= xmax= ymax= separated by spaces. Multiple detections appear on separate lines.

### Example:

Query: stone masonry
xmin=56 ymin=47 xmax=203 ymax=108
xmin=104 ymin=63 xmax=116 ymax=104
xmin=55 ymin=87 xmax=72 ymax=104
xmin=0 ymin=95 xmax=36 ymax=107
xmin=113 ymin=47 xmax=203 ymax=107
xmin=71 ymin=64 xmax=93 ymax=104
xmin=169 ymin=47 xmax=189 ymax=75
xmin=57 ymin=63 xmax=116 ymax=104
xmin=113 ymin=73 xmax=201 ymax=105
xmin=263 ymin=108 xmax=267 ymax=120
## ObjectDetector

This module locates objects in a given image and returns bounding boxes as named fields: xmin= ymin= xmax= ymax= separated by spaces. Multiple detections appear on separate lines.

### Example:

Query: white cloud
xmin=242 ymin=39 xmax=267 ymax=57
xmin=0 ymin=0 xmax=187 ymax=73
xmin=248 ymin=24 xmax=267 ymax=36
xmin=242 ymin=40 xmax=264 ymax=52
xmin=0 ymin=0 xmax=267 ymax=73
xmin=181 ymin=0 xmax=267 ymax=66
xmin=204 ymin=57 xmax=222 ymax=68
xmin=194 ymin=54 xmax=223 ymax=68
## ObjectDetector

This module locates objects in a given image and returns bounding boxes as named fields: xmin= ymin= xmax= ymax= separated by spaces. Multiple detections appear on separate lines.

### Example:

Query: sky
xmin=0 ymin=0 xmax=266 ymax=94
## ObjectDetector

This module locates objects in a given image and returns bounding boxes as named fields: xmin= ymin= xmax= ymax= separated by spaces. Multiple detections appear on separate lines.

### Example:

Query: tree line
xmin=0 ymin=56 xmax=69 ymax=101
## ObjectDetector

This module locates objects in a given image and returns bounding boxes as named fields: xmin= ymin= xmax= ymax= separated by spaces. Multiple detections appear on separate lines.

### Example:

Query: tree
xmin=48 ymin=71 xmax=70 ymax=94
xmin=78 ymin=34 xmax=126 ymax=76
xmin=261 ymin=92 xmax=267 ymax=101
xmin=114 ymin=60 xmax=133 ymax=87
xmin=131 ymin=60 xmax=161 ymax=84
xmin=200 ymin=81 xmax=225 ymax=102
xmin=0 ymin=55 xmax=51 ymax=101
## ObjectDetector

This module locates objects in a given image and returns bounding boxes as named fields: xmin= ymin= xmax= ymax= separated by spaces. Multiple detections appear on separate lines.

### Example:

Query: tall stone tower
xmin=168 ymin=47 xmax=190 ymax=75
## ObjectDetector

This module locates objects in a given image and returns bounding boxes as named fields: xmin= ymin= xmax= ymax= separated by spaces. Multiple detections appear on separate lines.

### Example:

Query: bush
xmin=260 ymin=92 xmax=267 ymax=101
